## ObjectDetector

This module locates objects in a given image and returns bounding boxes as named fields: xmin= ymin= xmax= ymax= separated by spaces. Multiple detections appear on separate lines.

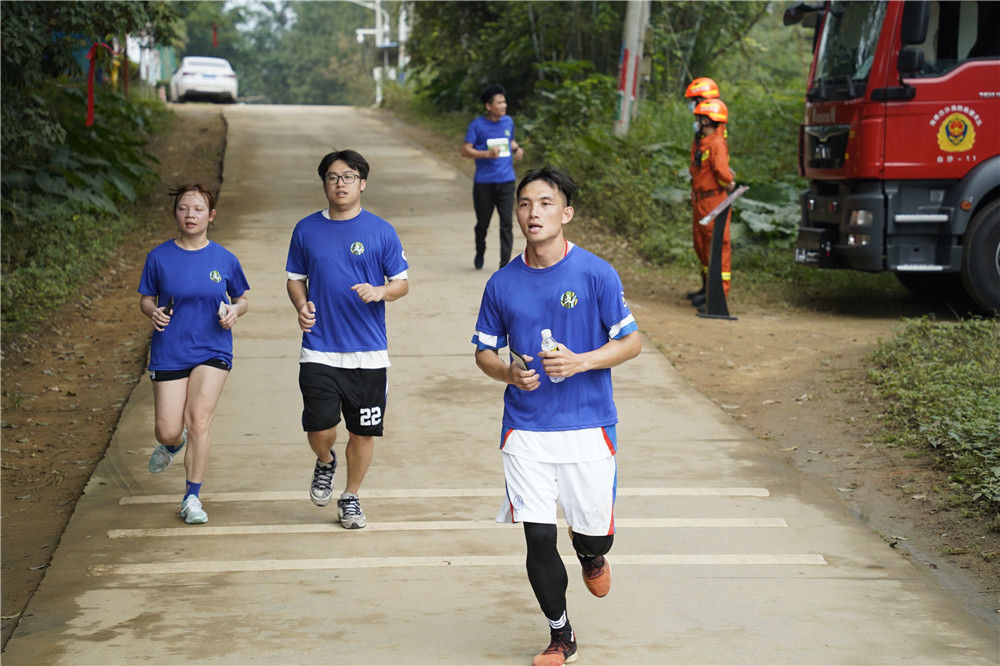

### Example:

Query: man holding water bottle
xmin=472 ymin=166 xmax=641 ymax=665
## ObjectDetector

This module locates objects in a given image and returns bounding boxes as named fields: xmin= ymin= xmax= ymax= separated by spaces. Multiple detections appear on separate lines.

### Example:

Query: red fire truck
xmin=785 ymin=0 xmax=1000 ymax=313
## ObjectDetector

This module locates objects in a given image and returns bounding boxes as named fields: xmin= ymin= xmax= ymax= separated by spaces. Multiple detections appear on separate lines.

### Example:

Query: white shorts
xmin=496 ymin=452 xmax=617 ymax=536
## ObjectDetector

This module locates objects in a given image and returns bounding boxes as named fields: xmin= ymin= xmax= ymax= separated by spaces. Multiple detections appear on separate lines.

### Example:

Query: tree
xmin=405 ymin=1 xmax=770 ymax=112
xmin=0 ymin=1 xmax=179 ymax=165
xmin=647 ymin=1 xmax=770 ymax=96
xmin=275 ymin=1 xmax=374 ymax=106
xmin=408 ymin=1 xmax=624 ymax=111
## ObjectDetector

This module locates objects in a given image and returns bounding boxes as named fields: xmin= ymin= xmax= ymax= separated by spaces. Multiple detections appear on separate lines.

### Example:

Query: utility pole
xmin=397 ymin=2 xmax=410 ymax=82
xmin=351 ymin=0 xmax=394 ymax=105
xmin=614 ymin=0 xmax=649 ymax=136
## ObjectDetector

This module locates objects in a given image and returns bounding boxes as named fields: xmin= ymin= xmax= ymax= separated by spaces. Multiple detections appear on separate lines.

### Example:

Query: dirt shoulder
xmin=1 ymin=107 xmax=226 ymax=649
xmin=2 ymin=106 xmax=996 ymax=650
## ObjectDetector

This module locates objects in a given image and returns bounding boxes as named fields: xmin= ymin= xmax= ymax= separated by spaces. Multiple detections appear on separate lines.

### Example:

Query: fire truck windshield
xmin=809 ymin=0 xmax=887 ymax=100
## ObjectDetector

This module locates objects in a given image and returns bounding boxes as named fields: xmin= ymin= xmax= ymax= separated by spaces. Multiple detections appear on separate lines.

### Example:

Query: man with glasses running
xmin=286 ymin=149 xmax=409 ymax=529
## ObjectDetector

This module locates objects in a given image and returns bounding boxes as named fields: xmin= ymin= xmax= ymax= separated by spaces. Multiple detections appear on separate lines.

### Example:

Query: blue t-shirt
xmin=472 ymin=246 xmax=638 ymax=432
xmin=286 ymin=208 xmax=408 ymax=353
xmin=138 ymin=240 xmax=250 ymax=371
xmin=464 ymin=115 xmax=517 ymax=184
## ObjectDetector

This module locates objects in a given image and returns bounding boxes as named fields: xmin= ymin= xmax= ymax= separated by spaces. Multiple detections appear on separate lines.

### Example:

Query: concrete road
xmin=4 ymin=106 xmax=997 ymax=665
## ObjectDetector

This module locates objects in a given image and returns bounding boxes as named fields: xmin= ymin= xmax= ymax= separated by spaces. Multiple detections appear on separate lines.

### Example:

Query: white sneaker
xmin=337 ymin=493 xmax=366 ymax=529
xmin=149 ymin=428 xmax=186 ymax=474
xmin=309 ymin=452 xmax=337 ymax=506
xmin=181 ymin=495 xmax=208 ymax=524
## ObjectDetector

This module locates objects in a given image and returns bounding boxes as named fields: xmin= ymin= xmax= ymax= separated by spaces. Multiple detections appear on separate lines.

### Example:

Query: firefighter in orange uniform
xmin=689 ymin=99 xmax=735 ymax=306
xmin=684 ymin=78 xmax=724 ymax=304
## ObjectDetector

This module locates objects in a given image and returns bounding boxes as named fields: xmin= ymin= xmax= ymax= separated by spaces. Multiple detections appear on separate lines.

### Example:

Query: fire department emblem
xmin=560 ymin=291 xmax=578 ymax=309
xmin=937 ymin=112 xmax=976 ymax=153
xmin=350 ymin=242 xmax=365 ymax=255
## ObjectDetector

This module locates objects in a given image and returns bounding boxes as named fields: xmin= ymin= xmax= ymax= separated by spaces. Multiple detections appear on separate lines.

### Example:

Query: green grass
xmin=868 ymin=317 xmax=1000 ymax=519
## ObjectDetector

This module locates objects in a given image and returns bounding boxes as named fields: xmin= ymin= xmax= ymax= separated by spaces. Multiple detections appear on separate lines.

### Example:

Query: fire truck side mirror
xmin=900 ymin=1 xmax=930 ymax=45
xmin=783 ymin=1 xmax=822 ymax=27
xmin=897 ymin=48 xmax=926 ymax=75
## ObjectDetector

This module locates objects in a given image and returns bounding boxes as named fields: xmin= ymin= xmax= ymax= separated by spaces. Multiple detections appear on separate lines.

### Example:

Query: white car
xmin=169 ymin=57 xmax=238 ymax=103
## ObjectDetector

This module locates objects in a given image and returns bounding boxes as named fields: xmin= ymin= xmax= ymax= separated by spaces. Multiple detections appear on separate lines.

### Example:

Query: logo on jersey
xmin=560 ymin=291 xmax=578 ymax=309
xmin=512 ymin=494 xmax=525 ymax=511
xmin=350 ymin=242 xmax=365 ymax=255
xmin=621 ymin=291 xmax=628 ymax=308
xmin=209 ymin=270 xmax=222 ymax=283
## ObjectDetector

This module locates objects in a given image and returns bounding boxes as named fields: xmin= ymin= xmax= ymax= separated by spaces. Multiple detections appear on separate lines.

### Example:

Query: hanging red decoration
xmin=212 ymin=23 xmax=218 ymax=48
xmin=86 ymin=42 xmax=120 ymax=127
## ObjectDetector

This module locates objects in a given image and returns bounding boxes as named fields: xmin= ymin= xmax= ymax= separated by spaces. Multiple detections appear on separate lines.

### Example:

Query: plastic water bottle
xmin=540 ymin=329 xmax=564 ymax=383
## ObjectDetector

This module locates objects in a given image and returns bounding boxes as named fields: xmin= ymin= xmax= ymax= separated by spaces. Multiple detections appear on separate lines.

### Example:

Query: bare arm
xmin=140 ymin=294 xmax=170 ymax=332
xmin=287 ymin=278 xmax=315 ymax=332
xmin=511 ymin=140 xmax=523 ymax=161
xmin=461 ymin=142 xmax=502 ymax=160
xmin=351 ymin=278 xmax=409 ymax=303
xmin=475 ymin=348 xmax=540 ymax=392
xmin=219 ymin=291 xmax=248 ymax=330
xmin=538 ymin=331 xmax=642 ymax=380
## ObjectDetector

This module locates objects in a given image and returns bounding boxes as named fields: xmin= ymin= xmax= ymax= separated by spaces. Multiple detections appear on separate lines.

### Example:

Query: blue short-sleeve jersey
xmin=464 ymin=115 xmax=516 ymax=184
xmin=472 ymin=246 xmax=638 ymax=432
xmin=138 ymin=240 xmax=250 ymax=371
xmin=286 ymin=208 xmax=408 ymax=353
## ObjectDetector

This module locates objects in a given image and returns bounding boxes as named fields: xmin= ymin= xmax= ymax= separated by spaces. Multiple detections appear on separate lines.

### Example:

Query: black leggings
xmin=523 ymin=522 xmax=614 ymax=622
xmin=473 ymin=180 xmax=515 ymax=265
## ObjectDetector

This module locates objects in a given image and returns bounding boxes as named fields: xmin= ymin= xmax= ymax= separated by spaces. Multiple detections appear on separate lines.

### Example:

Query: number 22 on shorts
xmin=360 ymin=407 xmax=382 ymax=426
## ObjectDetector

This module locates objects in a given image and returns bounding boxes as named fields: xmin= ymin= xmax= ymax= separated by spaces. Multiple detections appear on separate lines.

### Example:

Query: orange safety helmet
xmin=694 ymin=99 xmax=729 ymax=123
xmin=685 ymin=77 xmax=721 ymax=100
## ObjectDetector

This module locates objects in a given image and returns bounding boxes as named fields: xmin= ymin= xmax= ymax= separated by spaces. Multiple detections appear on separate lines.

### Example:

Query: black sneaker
xmin=474 ymin=252 xmax=484 ymax=270
xmin=337 ymin=492 xmax=366 ymax=529
xmin=309 ymin=452 xmax=336 ymax=506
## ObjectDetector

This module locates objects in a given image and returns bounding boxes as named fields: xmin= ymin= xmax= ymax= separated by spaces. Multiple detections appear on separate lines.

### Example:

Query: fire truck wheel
xmin=960 ymin=198 xmax=1000 ymax=315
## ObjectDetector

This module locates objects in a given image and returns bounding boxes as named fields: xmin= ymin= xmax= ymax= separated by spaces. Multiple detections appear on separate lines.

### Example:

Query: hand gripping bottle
xmin=540 ymin=329 xmax=564 ymax=383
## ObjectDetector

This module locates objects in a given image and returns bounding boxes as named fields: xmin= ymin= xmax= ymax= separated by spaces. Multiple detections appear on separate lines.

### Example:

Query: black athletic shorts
xmin=298 ymin=363 xmax=387 ymax=436
xmin=150 ymin=358 xmax=231 ymax=382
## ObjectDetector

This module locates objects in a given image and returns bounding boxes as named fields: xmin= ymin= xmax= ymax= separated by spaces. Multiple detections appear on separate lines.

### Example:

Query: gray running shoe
xmin=337 ymin=493 xmax=366 ymax=529
xmin=180 ymin=495 xmax=208 ymax=524
xmin=309 ymin=452 xmax=337 ymax=506
xmin=149 ymin=428 xmax=186 ymax=474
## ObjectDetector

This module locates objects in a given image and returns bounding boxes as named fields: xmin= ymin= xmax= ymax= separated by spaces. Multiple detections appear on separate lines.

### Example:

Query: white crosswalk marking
xmin=90 ymin=553 xmax=827 ymax=576
xmin=118 ymin=486 xmax=770 ymax=505
xmin=107 ymin=517 xmax=790 ymax=539
xmin=102 ymin=485 xmax=824 ymax=577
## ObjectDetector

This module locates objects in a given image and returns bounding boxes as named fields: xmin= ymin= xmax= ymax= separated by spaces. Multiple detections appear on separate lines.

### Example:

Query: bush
xmin=1 ymin=84 xmax=170 ymax=334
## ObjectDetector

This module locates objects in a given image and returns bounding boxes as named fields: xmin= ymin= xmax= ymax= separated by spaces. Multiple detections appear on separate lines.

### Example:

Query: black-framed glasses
xmin=325 ymin=173 xmax=360 ymax=185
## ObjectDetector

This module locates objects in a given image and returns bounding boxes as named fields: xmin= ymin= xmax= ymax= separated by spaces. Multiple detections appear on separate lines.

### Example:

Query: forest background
xmin=1 ymin=0 xmax=997 ymax=562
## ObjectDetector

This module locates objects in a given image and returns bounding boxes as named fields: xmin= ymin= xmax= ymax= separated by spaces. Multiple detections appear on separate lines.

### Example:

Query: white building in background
xmin=127 ymin=35 xmax=177 ymax=86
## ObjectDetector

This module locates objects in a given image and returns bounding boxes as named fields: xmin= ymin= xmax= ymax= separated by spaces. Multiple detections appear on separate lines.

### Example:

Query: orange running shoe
xmin=532 ymin=631 xmax=578 ymax=666
xmin=580 ymin=554 xmax=611 ymax=597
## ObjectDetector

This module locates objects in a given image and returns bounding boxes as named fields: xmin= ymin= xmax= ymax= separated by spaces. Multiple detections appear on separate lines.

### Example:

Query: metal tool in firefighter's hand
xmin=698 ymin=184 xmax=749 ymax=226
